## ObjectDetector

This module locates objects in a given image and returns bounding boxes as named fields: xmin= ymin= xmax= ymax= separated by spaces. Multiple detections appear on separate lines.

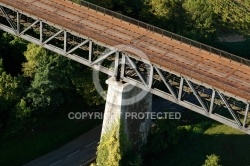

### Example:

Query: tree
xmin=0 ymin=58 xmax=3 ymax=74
xmin=183 ymin=0 xmax=216 ymax=40
xmin=144 ymin=0 xmax=187 ymax=33
xmin=209 ymin=0 xmax=250 ymax=32
xmin=145 ymin=0 xmax=173 ymax=19
xmin=21 ymin=43 xmax=104 ymax=115
xmin=22 ymin=44 xmax=47 ymax=78
xmin=203 ymin=154 xmax=221 ymax=166
xmin=145 ymin=117 xmax=180 ymax=156
xmin=22 ymin=46 xmax=76 ymax=113
xmin=70 ymin=66 xmax=105 ymax=106
xmin=0 ymin=32 xmax=27 ymax=75
xmin=184 ymin=0 xmax=250 ymax=35
xmin=144 ymin=0 xmax=250 ymax=40
xmin=0 ymin=58 xmax=25 ymax=129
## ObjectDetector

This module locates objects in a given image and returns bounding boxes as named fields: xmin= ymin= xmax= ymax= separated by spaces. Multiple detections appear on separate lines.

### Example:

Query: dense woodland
xmin=77 ymin=0 xmax=250 ymax=40
xmin=0 ymin=33 xmax=105 ymax=135
xmin=0 ymin=0 xmax=250 ymax=165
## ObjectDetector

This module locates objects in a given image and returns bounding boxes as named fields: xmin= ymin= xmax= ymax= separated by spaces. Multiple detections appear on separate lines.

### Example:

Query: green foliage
xmin=144 ymin=0 xmax=250 ymax=40
xmin=22 ymin=44 xmax=47 ymax=77
xmin=1 ymin=0 xmax=250 ymax=164
xmin=143 ymin=112 xmax=250 ymax=166
xmin=0 ymin=32 xmax=29 ymax=131
xmin=0 ymin=100 xmax=101 ymax=166
xmin=75 ymin=0 xmax=250 ymax=41
xmin=90 ymin=0 xmax=114 ymax=9
xmin=20 ymin=44 xmax=72 ymax=114
xmin=144 ymin=0 xmax=187 ymax=33
xmin=0 ymin=61 xmax=25 ymax=129
xmin=203 ymin=154 xmax=221 ymax=166
xmin=96 ymin=122 xmax=141 ymax=166
xmin=145 ymin=0 xmax=171 ymax=18
xmin=20 ymin=43 xmax=104 ymax=117
xmin=0 ymin=32 xmax=27 ymax=75
xmin=0 ymin=33 xmax=105 ymax=136
xmin=70 ymin=67 xmax=105 ymax=106
xmin=120 ymin=122 xmax=142 ymax=166
xmin=121 ymin=150 xmax=142 ymax=166
xmin=185 ymin=0 xmax=250 ymax=35
xmin=145 ymin=118 xmax=180 ymax=155
xmin=96 ymin=123 xmax=122 ymax=166
xmin=210 ymin=0 xmax=250 ymax=31
xmin=0 ymin=58 xmax=4 ymax=73
xmin=0 ymin=72 xmax=22 ymax=105
xmin=183 ymin=0 xmax=216 ymax=39
xmin=43 ymin=44 xmax=103 ymax=106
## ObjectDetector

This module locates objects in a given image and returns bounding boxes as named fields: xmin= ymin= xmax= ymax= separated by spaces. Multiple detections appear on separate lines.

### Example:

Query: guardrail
xmin=77 ymin=0 xmax=250 ymax=67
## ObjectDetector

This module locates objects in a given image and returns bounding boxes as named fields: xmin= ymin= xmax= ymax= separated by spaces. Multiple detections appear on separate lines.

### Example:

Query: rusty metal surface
xmin=1 ymin=0 xmax=250 ymax=101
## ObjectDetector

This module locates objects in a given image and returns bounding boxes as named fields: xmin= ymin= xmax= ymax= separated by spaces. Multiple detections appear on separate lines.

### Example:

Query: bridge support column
xmin=101 ymin=77 xmax=152 ymax=150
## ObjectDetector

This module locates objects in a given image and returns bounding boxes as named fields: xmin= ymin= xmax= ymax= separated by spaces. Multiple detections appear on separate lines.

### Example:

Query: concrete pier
xmin=101 ymin=77 xmax=152 ymax=150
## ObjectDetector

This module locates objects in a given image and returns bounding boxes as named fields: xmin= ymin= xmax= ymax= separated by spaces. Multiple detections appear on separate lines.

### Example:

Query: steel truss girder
xmin=155 ymin=67 xmax=177 ymax=101
xmin=185 ymin=78 xmax=209 ymax=114
xmin=0 ymin=6 xmax=16 ymax=32
xmin=42 ymin=29 xmax=64 ymax=45
xmin=209 ymin=89 xmax=216 ymax=114
xmin=91 ymin=49 xmax=117 ymax=66
xmin=20 ymin=20 xmax=39 ymax=35
xmin=217 ymin=91 xmax=242 ymax=126
xmin=66 ymin=38 xmax=89 ymax=55
xmin=178 ymin=77 xmax=184 ymax=101
xmin=125 ymin=55 xmax=150 ymax=90
xmin=243 ymin=103 xmax=249 ymax=128
xmin=148 ymin=65 xmax=154 ymax=89
xmin=0 ymin=4 xmax=250 ymax=134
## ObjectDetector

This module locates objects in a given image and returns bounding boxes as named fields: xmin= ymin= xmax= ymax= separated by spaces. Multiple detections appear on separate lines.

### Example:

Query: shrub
xmin=203 ymin=154 xmax=221 ymax=166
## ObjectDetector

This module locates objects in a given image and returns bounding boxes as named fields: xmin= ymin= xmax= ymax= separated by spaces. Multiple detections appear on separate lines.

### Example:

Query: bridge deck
xmin=1 ymin=0 xmax=250 ymax=101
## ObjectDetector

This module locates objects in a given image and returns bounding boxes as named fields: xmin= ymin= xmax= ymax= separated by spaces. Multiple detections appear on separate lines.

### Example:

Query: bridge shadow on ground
xmin=144 ymin=113 xmax=250 ymax=166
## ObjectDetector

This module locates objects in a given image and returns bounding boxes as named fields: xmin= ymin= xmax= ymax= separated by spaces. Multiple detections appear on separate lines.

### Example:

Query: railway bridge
xmin=0 ymin=0 xmax=250 ymax=146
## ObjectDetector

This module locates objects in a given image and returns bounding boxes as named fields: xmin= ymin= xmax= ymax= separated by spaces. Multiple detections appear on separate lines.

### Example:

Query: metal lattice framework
xmin=0 ymin=3 xmax=249 ymax=134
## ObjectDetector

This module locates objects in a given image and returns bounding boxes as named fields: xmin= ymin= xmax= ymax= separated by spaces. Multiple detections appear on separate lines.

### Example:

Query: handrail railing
xmin=77 ymin=0 xmax=250 ymax=67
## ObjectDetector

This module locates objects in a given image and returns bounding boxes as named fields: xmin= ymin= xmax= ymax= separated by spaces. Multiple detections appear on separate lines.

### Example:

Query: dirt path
xmin=218 ymin=34 xmax=246 ymax=42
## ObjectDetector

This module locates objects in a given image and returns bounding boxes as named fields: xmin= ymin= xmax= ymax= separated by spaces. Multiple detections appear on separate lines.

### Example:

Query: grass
xmin=0 ymin=100 xmax=103 ymax=166
xmin=144 ymin=111 xmax=250 ymax=166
